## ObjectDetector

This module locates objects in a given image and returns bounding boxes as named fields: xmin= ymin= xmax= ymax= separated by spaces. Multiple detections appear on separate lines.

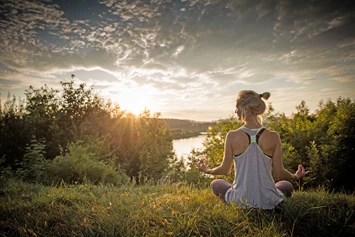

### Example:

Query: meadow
xmin=1 ymin=179 xmax=354 ymax=237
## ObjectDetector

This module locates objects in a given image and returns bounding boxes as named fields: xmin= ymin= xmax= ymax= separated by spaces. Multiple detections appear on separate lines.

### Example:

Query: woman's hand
xmin=197 ymin=160 xmax=210 ymax=173
xmin=294 ymin=164 xmax=310 ymax=180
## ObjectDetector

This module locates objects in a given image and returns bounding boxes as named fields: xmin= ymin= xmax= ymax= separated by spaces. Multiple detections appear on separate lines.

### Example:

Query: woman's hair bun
xmin=260 ymin=92 xmax=270 ymax=100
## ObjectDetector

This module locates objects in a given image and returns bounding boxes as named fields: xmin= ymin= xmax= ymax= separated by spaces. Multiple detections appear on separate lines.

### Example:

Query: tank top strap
xmin=256 ymin=128 xmax=266 ymax=144
xmin=241 ymin=126 xmax=265 ymax=144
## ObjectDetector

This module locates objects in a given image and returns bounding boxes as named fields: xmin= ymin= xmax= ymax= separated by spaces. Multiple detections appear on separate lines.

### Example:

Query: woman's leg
xmin=275 ymin=180 xmax=293 ymax=197
xmin=210 ymin=179 xmax=232 ymax=202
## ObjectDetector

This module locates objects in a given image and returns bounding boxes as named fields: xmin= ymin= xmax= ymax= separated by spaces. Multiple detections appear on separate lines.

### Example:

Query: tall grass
xmin=1 ymin=179 xmax=354 ymax=237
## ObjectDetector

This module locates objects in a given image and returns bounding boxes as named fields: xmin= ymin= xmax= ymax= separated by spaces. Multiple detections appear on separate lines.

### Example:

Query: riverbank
xmin=170 ymin=130 xmax=201 ymax=139
xmin=162 ymin=118 xmax=216 ymax=139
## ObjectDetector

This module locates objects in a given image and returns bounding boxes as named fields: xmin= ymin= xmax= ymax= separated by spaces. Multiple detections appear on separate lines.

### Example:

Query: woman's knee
xmin=210 ymin=179 xmax=228 ymax=190
xmin=210 ymin=179 xmax=231 ymax=196
xmin=276 ymin=180 xmax=294 ymax=197
xmin=210 ymin=179 xmax=222 ymax=188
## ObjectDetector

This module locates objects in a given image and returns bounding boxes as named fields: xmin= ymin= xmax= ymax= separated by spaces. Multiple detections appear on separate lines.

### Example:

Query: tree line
xmin=0 ymin=80 xmax=175 ymax=185
xmin=163 ymin=118 xmax=216 ymax=139
xmin=1 ymin=80 xmax=354 ymax=192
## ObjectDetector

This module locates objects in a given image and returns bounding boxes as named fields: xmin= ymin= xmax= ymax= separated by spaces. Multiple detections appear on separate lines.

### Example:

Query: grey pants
xmin=210 ymin=179 xmax=293 ymax=202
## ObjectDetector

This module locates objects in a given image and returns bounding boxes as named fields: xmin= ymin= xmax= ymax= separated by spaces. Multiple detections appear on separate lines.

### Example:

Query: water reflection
xmin=173 ymin=133 xmax=207 ymax=159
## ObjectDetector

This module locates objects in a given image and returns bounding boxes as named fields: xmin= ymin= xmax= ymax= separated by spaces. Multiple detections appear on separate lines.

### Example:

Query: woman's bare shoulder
xmin=263 ymin=128 xmax=280 ymax=139
xmin=227 ymin=129 xmax=239 ymax=136
xmin=227 ymin=128 xmax=245 ymax=138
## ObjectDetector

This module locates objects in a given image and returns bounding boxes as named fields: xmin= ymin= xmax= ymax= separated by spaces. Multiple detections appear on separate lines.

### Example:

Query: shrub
xmin=0 ymin=155 xmax=13 ymax=190
xmin=47 ymin=141 xmax=128 ymax=186
xmin=15 ymin=138 xmax=49 ymax=183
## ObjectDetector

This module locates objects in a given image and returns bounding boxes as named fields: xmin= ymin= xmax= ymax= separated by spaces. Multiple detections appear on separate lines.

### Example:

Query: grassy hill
xmin=1 ymin=180 xmax=354 ymax=237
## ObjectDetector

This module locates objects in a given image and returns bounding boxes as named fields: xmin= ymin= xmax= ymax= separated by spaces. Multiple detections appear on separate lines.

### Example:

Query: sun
xmin=114 ymin=87 xmax=155 ymax=115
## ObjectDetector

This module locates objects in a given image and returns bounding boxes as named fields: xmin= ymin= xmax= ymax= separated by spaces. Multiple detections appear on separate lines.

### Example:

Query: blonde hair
xmin=236 ymin=90 xmax=270 ymax=123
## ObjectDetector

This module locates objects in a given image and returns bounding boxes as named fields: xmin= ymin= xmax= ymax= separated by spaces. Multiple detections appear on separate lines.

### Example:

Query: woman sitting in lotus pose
xmin=197 ymin=90 xmax=309 ymax=209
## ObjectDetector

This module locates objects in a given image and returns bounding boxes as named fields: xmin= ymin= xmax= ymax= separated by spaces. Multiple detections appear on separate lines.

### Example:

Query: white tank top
xmin=225 ymin=126 xmax=284 ymax=209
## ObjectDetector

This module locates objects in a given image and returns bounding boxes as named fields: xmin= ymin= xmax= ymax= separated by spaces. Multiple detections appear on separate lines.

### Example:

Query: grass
xmin=0 ymin=179 xmax=354 ymax=237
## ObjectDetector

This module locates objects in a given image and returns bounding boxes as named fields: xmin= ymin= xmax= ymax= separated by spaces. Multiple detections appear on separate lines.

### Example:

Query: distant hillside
xmin=161 ymin=118 xmax=216 ymax=139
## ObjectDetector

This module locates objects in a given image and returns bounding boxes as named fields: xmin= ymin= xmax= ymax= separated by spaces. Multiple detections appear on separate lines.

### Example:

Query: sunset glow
xmin=112 ymin=87 xmax=156 ymax=116
xmin=1 ymin=0 xmax=354 ymax=121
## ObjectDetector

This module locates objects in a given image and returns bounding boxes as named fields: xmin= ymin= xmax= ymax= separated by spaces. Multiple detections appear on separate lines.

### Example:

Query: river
xmin=173 ymin=133 xmax=207 ymax=159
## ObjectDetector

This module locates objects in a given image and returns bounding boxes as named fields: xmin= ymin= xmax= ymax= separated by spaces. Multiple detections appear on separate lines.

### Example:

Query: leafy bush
xmin=15 ymin=138 xmax=49 ymax=183
xmin=0 ymin=156 xmax=13 ymax=191
xmin=47 ymin=141 xmax=128 ymax=186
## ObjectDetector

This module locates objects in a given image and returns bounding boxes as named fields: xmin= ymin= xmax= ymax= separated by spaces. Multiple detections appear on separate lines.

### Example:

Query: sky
xmin=1 ymin=0 xmax=355 ymax=121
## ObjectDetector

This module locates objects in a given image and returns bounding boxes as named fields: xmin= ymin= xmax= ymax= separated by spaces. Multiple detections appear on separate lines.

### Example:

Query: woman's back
xmin=225 ymin=126 xmax=284 ymax=209
xmin=229 ymin=126 xmax=277 ymax=158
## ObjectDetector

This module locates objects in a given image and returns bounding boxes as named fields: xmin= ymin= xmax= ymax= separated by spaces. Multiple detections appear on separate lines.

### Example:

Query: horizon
xmin=1 ymin=83 xmax=345 ymax=123
xmin=1 ymin=0 xmax=355 ymax=121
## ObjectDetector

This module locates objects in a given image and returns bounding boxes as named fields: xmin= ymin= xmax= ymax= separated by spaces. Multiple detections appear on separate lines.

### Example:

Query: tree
xmin=1 ymin=79 xmax=125 ymax=175
xmin=136 ymin=110 xmax=175 ymax=182
xmin=0 ymin=93 xmax=29 ymax=169
xmin=111 ymin=115 xmax=140 ymax=181
xmin=269 ymin=101 xmax=315 ymax=178
xmin=24 ymin=85 xmax=60 ymax=159
xmin=317 ymin=98 xmax=355 ymax=191
xmin=16 ymin=138 xmax=48 ymax=183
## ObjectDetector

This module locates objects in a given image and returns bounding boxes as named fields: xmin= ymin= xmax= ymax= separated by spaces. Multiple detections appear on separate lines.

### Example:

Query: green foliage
xmin=274 ymin=101 xmax=314 ymax=167
xmin=1 ymin=79 xmax=175 ymax=185
xmin=165 ymin=154 xmax=187 ymax=182
xmin=48 ymin=141 xmax=128 ymax=186
xmin=24 ymin=85 xmax=61 ymax=159
xmin=136 ymin=110 xmax=175 ymax=183
xmin=184 ymin=150 xmax=213 ymax=185
xmin=16 ymin=138 xmax=49 ymax=183
xmin=167 ymin=148 xmax=212 ymax=186
xmin=0 ymin=181 xmax=354 ymax=236
xmin=111 ymin=116 xmax=140 ymax=180
xmin=313 ymin=98 xmax=355 ymax=191
xmin=0 ymin=93 xmax=30 ymax=169
xmin=267 ymin=98 xmax=355 ymax=191
xmin=56 ymin=80 xmax=122 ymax=155
xmin=0 ymin=80 xmax=123 ymax=168
xmin=307 ymin=141 xmax=327 ymax=187
xmin=170 ymin=129 xmax=201 ymax=139
xmin=108 ymin=111 xmax=176 ymax=184
xmin=0 ymin=156 xmax=13 ymax=190
xmin=280 ymin=143 xmax=302 ymax=172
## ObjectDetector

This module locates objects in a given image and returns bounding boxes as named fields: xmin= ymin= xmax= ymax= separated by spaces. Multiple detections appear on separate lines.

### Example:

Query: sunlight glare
xmin=114 ymin=87 xmax=156 ymax=115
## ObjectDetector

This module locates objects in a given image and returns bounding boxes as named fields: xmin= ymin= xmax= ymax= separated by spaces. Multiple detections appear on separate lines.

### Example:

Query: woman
xmin=197 ymin=90 xmax=309 ymax=209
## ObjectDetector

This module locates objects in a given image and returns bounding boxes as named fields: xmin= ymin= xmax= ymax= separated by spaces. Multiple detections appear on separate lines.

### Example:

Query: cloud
xmin=0 ymin=69 xmax=48 ymax=89
xmin=0 ymin=78 xmax=21 ymax=87
xmin=330 ymin=75 xmax=355 ymax=83
xmin=1 ymin=0 xmax=355 ymax=120
xmin=2 ymin=0 xmax=353 ymax=78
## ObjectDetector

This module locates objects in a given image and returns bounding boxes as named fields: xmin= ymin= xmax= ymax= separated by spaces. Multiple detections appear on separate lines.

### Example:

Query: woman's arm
xmin=272 ymin=132 xmax=309 ymax=180
xmin=197 ymin=131 xmax=234 ymax=175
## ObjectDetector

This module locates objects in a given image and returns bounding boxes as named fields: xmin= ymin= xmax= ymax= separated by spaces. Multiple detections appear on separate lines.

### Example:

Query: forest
xmin=0 ymin=80 xmax=354 ymax=192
